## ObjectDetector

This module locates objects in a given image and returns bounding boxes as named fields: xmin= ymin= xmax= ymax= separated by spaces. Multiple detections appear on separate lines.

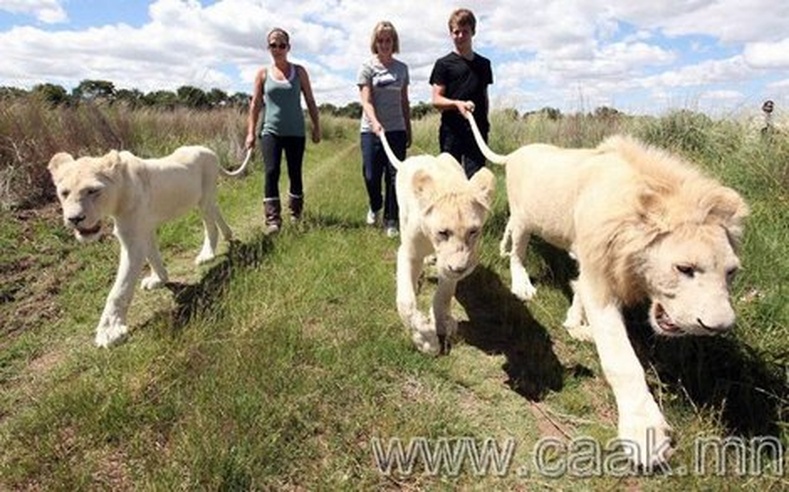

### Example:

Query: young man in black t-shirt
xmin=429 ymin=8 xmax=493 ymax=178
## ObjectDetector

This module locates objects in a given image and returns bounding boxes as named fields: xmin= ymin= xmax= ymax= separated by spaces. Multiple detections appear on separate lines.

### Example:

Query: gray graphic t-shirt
xmin=357 ymin=57 xmax=409 ymax=133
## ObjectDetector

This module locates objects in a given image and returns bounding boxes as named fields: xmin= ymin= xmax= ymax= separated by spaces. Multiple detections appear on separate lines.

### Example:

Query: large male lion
xmin=466 ymin=114 xmax=748 ymax=468
xmin=48 ymin=145 xmax=250 ymax=347
xmin=379 ymin=132 xmax=496 ymax=355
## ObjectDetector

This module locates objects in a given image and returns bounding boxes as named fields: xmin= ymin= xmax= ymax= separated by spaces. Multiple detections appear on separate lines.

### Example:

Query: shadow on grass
xmin=454 ymin=265 xmax=565 ymax=401
xmin=161 ymin=231 xmax=275 ymax=330
xmin=625 ymin=308 xmax=788 ymax=440
xmin=465 ymin=235 xmax=787 ymax=440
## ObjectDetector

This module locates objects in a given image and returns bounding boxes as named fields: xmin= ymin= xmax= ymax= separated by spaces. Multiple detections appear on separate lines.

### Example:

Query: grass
xmin=0 ymin=108 xmax=787 ymax=489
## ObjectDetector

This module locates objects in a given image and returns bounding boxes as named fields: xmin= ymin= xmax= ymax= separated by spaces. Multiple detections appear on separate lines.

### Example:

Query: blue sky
xmin=1 ymin=0 xmax=787 ymax=117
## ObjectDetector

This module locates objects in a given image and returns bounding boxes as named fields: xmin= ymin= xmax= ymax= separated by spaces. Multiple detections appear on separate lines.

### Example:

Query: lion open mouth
xmin=74 ymin=223 xmax=102 ymax=241
xmin=651 ymin=302 xmax=682 ymax=335
xmin=77 ymin=224 xmax=101 ymax=236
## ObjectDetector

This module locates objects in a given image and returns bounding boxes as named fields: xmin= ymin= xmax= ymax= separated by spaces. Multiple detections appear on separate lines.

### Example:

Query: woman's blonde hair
xmin=369 ymin=21 xmax=400 ymax=54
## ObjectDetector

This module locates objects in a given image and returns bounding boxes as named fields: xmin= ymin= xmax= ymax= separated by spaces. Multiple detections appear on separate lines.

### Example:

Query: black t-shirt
xmin=429 ymin=51 xmax=493 ymax=134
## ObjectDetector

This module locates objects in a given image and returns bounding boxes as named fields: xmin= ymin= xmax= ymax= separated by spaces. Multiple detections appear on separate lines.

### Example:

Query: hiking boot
xmin=288 ymin=193 xmax=304 ymax=223
xmin=264 ymin=198 xmax=282 ymax=234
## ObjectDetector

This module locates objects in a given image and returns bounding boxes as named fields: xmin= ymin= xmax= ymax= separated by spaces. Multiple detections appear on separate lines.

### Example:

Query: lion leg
xmin=196 ymin=200 xmax=223 ymax=264
xmin=563 ymin=279 xmax=591 ymax=341
xmin=509 ymin=224 xmax=537 ymax=300
xmin=396 ymin=245 xmax=434 ymax=353
xmin=208 ymin=199 xmax=233 ymax=241
xmin=96 ymin=241 xmax=145 ymax=347
xmin=430 ymin=277 xmax=459 ymax=354
xmin=577 ymin=275 xmax=673 ymax=468
xmin=141 ymin=233 xmax=168 ymax=290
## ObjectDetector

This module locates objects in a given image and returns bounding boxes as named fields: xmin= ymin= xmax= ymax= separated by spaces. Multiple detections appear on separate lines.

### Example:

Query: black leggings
xmin=260 ymin=133 xmax=306 ymax=199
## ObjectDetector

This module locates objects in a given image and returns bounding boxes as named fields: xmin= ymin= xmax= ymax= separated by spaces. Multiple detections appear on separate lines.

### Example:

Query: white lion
xmin=466 ymin=113 xmax=748 ymax=468
xmin=379 ymin=132 xmax=496 ymax=355
xmin=47 ymin=146 xmax=251 ymax=347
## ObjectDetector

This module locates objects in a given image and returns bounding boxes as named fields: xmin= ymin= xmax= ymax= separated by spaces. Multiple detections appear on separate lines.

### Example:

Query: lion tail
xmin=379 ymin=129 xmax=403 ymax=171
xmin=220 ymin=148 xmax=253 ymax=177
xmin=464 ymin=111 xmax=508 ymax=165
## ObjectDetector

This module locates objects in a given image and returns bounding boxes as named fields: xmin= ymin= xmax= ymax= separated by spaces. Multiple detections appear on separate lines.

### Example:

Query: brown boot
xmin=264 ymin=198 xmax=282 ymax=234
xmin=288 ymin=193 xmax=304 ymax=223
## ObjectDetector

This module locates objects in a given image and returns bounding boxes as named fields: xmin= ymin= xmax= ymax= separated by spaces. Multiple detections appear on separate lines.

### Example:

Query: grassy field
xmin=0 ymin=106 xmax=787 ymax=490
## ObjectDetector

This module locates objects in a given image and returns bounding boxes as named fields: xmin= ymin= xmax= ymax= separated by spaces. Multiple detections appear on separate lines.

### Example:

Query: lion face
xmin=643 ymin=224 xmax=740 ymax=336
xmin=48 ymin=151 xmax=120 ymax=243
xmin=423 ymin=197 xmax=489 ymax=280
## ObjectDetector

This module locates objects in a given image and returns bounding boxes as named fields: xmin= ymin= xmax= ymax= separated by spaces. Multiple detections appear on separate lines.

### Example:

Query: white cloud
xmin=0 ymin=0 xmax=66 ymax=23
xmin=743 ymin=38 xmax=789 ymax=69
xmin=0 ymin=0 xmax=783 ymax=115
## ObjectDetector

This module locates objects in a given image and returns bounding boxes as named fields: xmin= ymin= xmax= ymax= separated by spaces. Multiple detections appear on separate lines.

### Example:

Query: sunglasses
xmin=268 ymin=42 xmax=288 ymax=50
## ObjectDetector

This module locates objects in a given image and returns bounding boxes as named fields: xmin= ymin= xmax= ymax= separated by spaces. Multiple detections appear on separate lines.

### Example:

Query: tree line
xmin=0 ymin=79 xmax=443 ymax=120
xmin=1 ymin=78 xmax=626 ymax=121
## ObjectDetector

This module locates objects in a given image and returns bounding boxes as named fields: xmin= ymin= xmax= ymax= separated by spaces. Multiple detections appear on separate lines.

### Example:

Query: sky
xmin=1 ymin=0 xmax=787 ymax=118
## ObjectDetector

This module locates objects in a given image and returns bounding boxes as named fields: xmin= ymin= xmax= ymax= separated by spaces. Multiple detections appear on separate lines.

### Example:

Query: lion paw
xmin=563 ymin=309 xmax=592 ymax=341
xmin=195 ymin=251 xmax=216 ymax=265
xmin=617 ymin=411 xmax=674 ymax=470
xmin=141 ymin=275 xmax=165 ymax=290
xmin=565 ymin=323 xmax=593 ymax=341
xmin=95 ymin=322 xmax=129 ymax=348
xmin=511 ymin=283 xmax=537 ymax=301
xmin=412 ymin=329 xmax=441 ymax=355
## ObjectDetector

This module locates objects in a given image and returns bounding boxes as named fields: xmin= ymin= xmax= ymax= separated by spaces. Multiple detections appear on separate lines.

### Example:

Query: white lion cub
xmin=379 ymin=132 xmax=496 ymax=354
xmin=48 ymin=145 xmax=249 ymax=347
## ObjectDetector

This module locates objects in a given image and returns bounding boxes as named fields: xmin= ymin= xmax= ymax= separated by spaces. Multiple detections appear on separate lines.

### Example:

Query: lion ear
xmin=412 ymin=169 xmax=437 ymax=210
xmin=48 ymin=152 xmax=74 ymax=174
xmin=636 ymin=187 xmax=670 ymax=233
xmin=703 ymin=186 xmax=749 ymax=241
xmin=101 ymin=150 xmax=123 ymax=170
xmin=469 ymin=167 xmax=496 ymax=210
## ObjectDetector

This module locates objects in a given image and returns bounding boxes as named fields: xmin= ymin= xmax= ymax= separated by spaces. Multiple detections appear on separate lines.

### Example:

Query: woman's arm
xmin=245 ymin=67 xmax=266 ymax=149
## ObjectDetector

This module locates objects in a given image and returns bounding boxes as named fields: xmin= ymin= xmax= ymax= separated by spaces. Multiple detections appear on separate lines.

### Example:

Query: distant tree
xmin=335 ymin=101 xmax=362 ymax=119
xmin=73 ymin=79 xmax=116 ymax=102
xmin=115 ymin=88 xmax=144 ymax=108
xmin=177 ymin=85 xmax=209 ymax=109
xmin=32 ymin=83 xmax=70 ymax=106
xmin=501 ymin=107 xmax=519 ymax=120
xmin=230 ymin=91 xmax=249 ymax=104
xmin=593 ymin=106 xmax=621 ymax=119
xmin=319 ymin=102 xmax=338 ymax=115
xmin=523 ymin=106 xmax=562 ymax=121
xmin=228 ymin=91 xmax=250 ymax=111
xmin=411 ymin=101 xmax=437 ymax=120
xmin=0 ymin=86 xmax=28 ymax=100
xmin=207 ymin=88 xmax=229 ymax=107
xmin=142 ymin=90 xmax=178 ymax=109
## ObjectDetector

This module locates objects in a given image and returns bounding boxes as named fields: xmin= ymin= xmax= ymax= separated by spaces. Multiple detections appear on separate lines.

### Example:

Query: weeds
xmin=0 ymin=105 xmax=787 ymax=489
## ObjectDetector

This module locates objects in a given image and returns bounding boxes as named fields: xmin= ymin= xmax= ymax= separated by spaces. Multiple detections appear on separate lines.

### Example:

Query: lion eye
xmin=60 ymin=189 xmax=70 ymax=199
xmin=726 ymin=267 xmax=739 ymax=283
xmin=468 ymin=228 xmax=480 ymax=238
xmin=675 ymin=264 xmax=695 ymax=277
xmin=86 ymin=188 xmax=101 ymax=196
xmin=437 ymin=230 xmax=450 ymax=240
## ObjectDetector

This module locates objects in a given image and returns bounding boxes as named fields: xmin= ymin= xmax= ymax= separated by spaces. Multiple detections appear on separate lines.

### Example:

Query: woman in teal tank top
xmin=245 ymin=28 xmax=321 ymax=233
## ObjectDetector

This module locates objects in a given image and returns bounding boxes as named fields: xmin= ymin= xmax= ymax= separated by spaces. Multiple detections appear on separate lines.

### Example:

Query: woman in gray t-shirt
xmin=357 ymin=21 xmax=411 ymax=237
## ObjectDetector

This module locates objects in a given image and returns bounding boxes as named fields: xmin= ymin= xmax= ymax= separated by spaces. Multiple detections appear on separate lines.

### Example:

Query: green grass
xmin=0 ymin=112 xmax=787 ymax=489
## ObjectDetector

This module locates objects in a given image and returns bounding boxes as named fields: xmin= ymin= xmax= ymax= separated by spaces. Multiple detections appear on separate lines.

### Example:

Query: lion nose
xmin=67 ymin=214 xmax=86 ymax=226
